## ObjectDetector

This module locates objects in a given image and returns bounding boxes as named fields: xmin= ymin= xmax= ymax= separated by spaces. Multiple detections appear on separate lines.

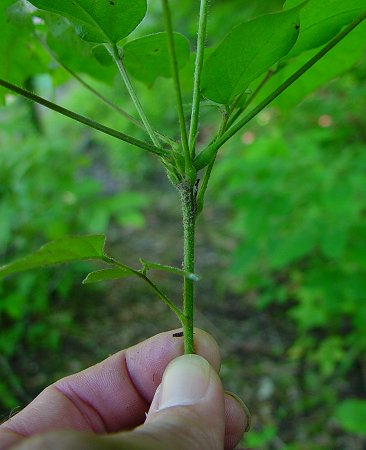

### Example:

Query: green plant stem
xmin=196 ymin=157 xmax=215 ymax=215
xmin=109 ymin=44 xmax=161 ymax=148
xmin=161 ymin=0 xmax=192 ymax=178
xmin=179 ymin=182 xmax=197 ymax=354
xmin=142 ymin=274 xmax=184 ymax=322
xmin=36 ymin=35 xmax=175 ymax=146
xmin=196 ymin=70 xmax=273 ymax=211
xmin=35 ymin=34 xmax=144 ymax=130
xmin=194 ymin=9 xmax=366 ymax=171
xmin=189 ymin=0 xmax=209 ymax=156
xmin=0 ymin=78 xmax=167 ymax=157
xmin=103 ymin=257 xmax=184 ymax=322
xmin=227 ymin=69 xmax=274 ymax=129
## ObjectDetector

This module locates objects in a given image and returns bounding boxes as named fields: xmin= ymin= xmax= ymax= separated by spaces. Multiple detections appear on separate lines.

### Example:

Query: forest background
xmin=0 ymin=0 xmax=366 ymax=448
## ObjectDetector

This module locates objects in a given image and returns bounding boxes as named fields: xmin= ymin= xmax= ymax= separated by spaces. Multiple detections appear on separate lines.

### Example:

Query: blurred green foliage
xmin=0 ymin=0 xmax=366 ymax=448
xmin=210 ymin=61 xmax=366 ymax=444
xmin=0 ymin=82 xmax=150 ymax=409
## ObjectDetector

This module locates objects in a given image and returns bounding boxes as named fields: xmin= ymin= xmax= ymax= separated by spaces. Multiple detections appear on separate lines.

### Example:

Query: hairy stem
xmin=109 ymin=44 xmax=161 ymax=148
xmin=0 ymin=78 xmax=167 ymax=157
xmin=161 ymin=0 xmax=194 ymax=180
xmin=189 ymin=0 xmax=209 ymax=156
xmin=194 ymin=10 xmax=366 ymax=170
xmin=179 ymin=182 xmax=197 ymax=354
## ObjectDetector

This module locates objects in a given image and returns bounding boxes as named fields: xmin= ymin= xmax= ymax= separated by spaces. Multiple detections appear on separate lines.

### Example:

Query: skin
xmin=0 ymin=329 xmax=250 ymax=450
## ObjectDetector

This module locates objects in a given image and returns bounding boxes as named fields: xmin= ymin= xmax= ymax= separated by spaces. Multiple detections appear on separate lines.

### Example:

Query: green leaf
xmin=284 ymin=0 xmax=366 ymax=57
xmin=256 ymin=20 xmax=366 ymax=110
xmin=201 ymin=6 xmax=303 ymax=105
xmin=44 ymin=17 xmax=116 ymax=82
xmin=82 ymin=268 xmax=134 ymax=284
xmin=92 ymin=44 xmax=114 ymax=66
xmin=0 ymin=235 xmax=106 ymax=279
xmin=28 ymin=0 xmax=147 ymax=44
xmin=123 ymin=32 xmax=190 ymax=86
xmin=0 ymin=1 xmax=48 ymax=103
xmin=140 ymin=259 xmax=200 ymax=281
xmin=335 ymin=399 xmax=366 ymax=435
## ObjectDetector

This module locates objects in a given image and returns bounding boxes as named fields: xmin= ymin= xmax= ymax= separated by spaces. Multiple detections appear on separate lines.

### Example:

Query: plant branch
xmin=227 ymin=69 xmax=274 ymax=129
xmin=196 ymin=109 xmax=228 ymax=214
xmin=161 ymin=0 xmax=193 ymax=179
xmin=179 ymin=182 xmax=196 ymax=354
xmin=108 ymin=44 xmax=162 ymax=148
xmin=103 ymin=256 xmax=184 ymax=321
xmin=35 ymin=33 xmax=144 ymax=130
xmin=196 ymin=157 xmax=215 ymax=215
xmin=142 ymin=274 xmax=185 ymax=322
xmin=188 ymin=0 xmax=209 ymax=156
xmin=35 ymin=34 xmax=174 ymax=146
xmin=0 ymin=78 xmax=167 ymax=157
xmin=194 ymin=9 xmax=366 ymax=170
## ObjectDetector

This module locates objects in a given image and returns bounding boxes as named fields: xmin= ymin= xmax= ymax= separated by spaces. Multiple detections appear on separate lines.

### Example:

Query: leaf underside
xmin=123 ymin=32 xmax=191 ymax=86
xmin=201 ymin=5 xmax=303 ymax=105
xmin=284 ymin=0 xmax=366 ymax=57
xmin=28 ymin=0 xmax=147 ymax=43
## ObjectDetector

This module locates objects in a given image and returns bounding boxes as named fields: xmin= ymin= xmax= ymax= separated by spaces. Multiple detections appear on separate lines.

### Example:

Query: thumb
xmin=128 ymin=354 xmax=225 ymax=450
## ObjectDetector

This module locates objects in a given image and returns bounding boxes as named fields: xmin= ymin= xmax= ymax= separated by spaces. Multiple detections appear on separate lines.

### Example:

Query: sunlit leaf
xmin=201 ymin=5 xmax=303 ymax=104
xmin=28 ymin=0 xmax=147 ymax=44
xmin=123 ymin=32 xmax=190 ymax=86
xmin=0 ymin=235 xmax=107 ymax=278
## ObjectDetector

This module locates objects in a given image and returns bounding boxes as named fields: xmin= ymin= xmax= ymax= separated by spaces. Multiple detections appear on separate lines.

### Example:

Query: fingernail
xmin=225 ymin=391 xmax=252 ymax=432
xmin=158 ymin=354 xmax=211 ymax=410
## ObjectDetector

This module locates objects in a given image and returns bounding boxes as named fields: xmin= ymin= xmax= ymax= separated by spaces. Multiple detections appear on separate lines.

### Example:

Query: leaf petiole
xmin=189 ymin=0 xmax=209 ymax=156
xmin=108 ymin=44 xmax=162 ymax=148
xmin=0 ymin=78 xmax=167 ymax=157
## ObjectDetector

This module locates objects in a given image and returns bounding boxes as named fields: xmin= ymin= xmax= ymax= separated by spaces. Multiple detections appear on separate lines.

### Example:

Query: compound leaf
xmin=28 ymin=0 xmax=147 ymax=44
xmin=201 ymin=5 xmax=303 ymax=105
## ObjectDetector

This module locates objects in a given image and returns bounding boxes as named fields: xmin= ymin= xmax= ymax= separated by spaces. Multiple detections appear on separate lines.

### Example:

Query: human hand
xmin=0 ymin=329 xmax=250 ymax=450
